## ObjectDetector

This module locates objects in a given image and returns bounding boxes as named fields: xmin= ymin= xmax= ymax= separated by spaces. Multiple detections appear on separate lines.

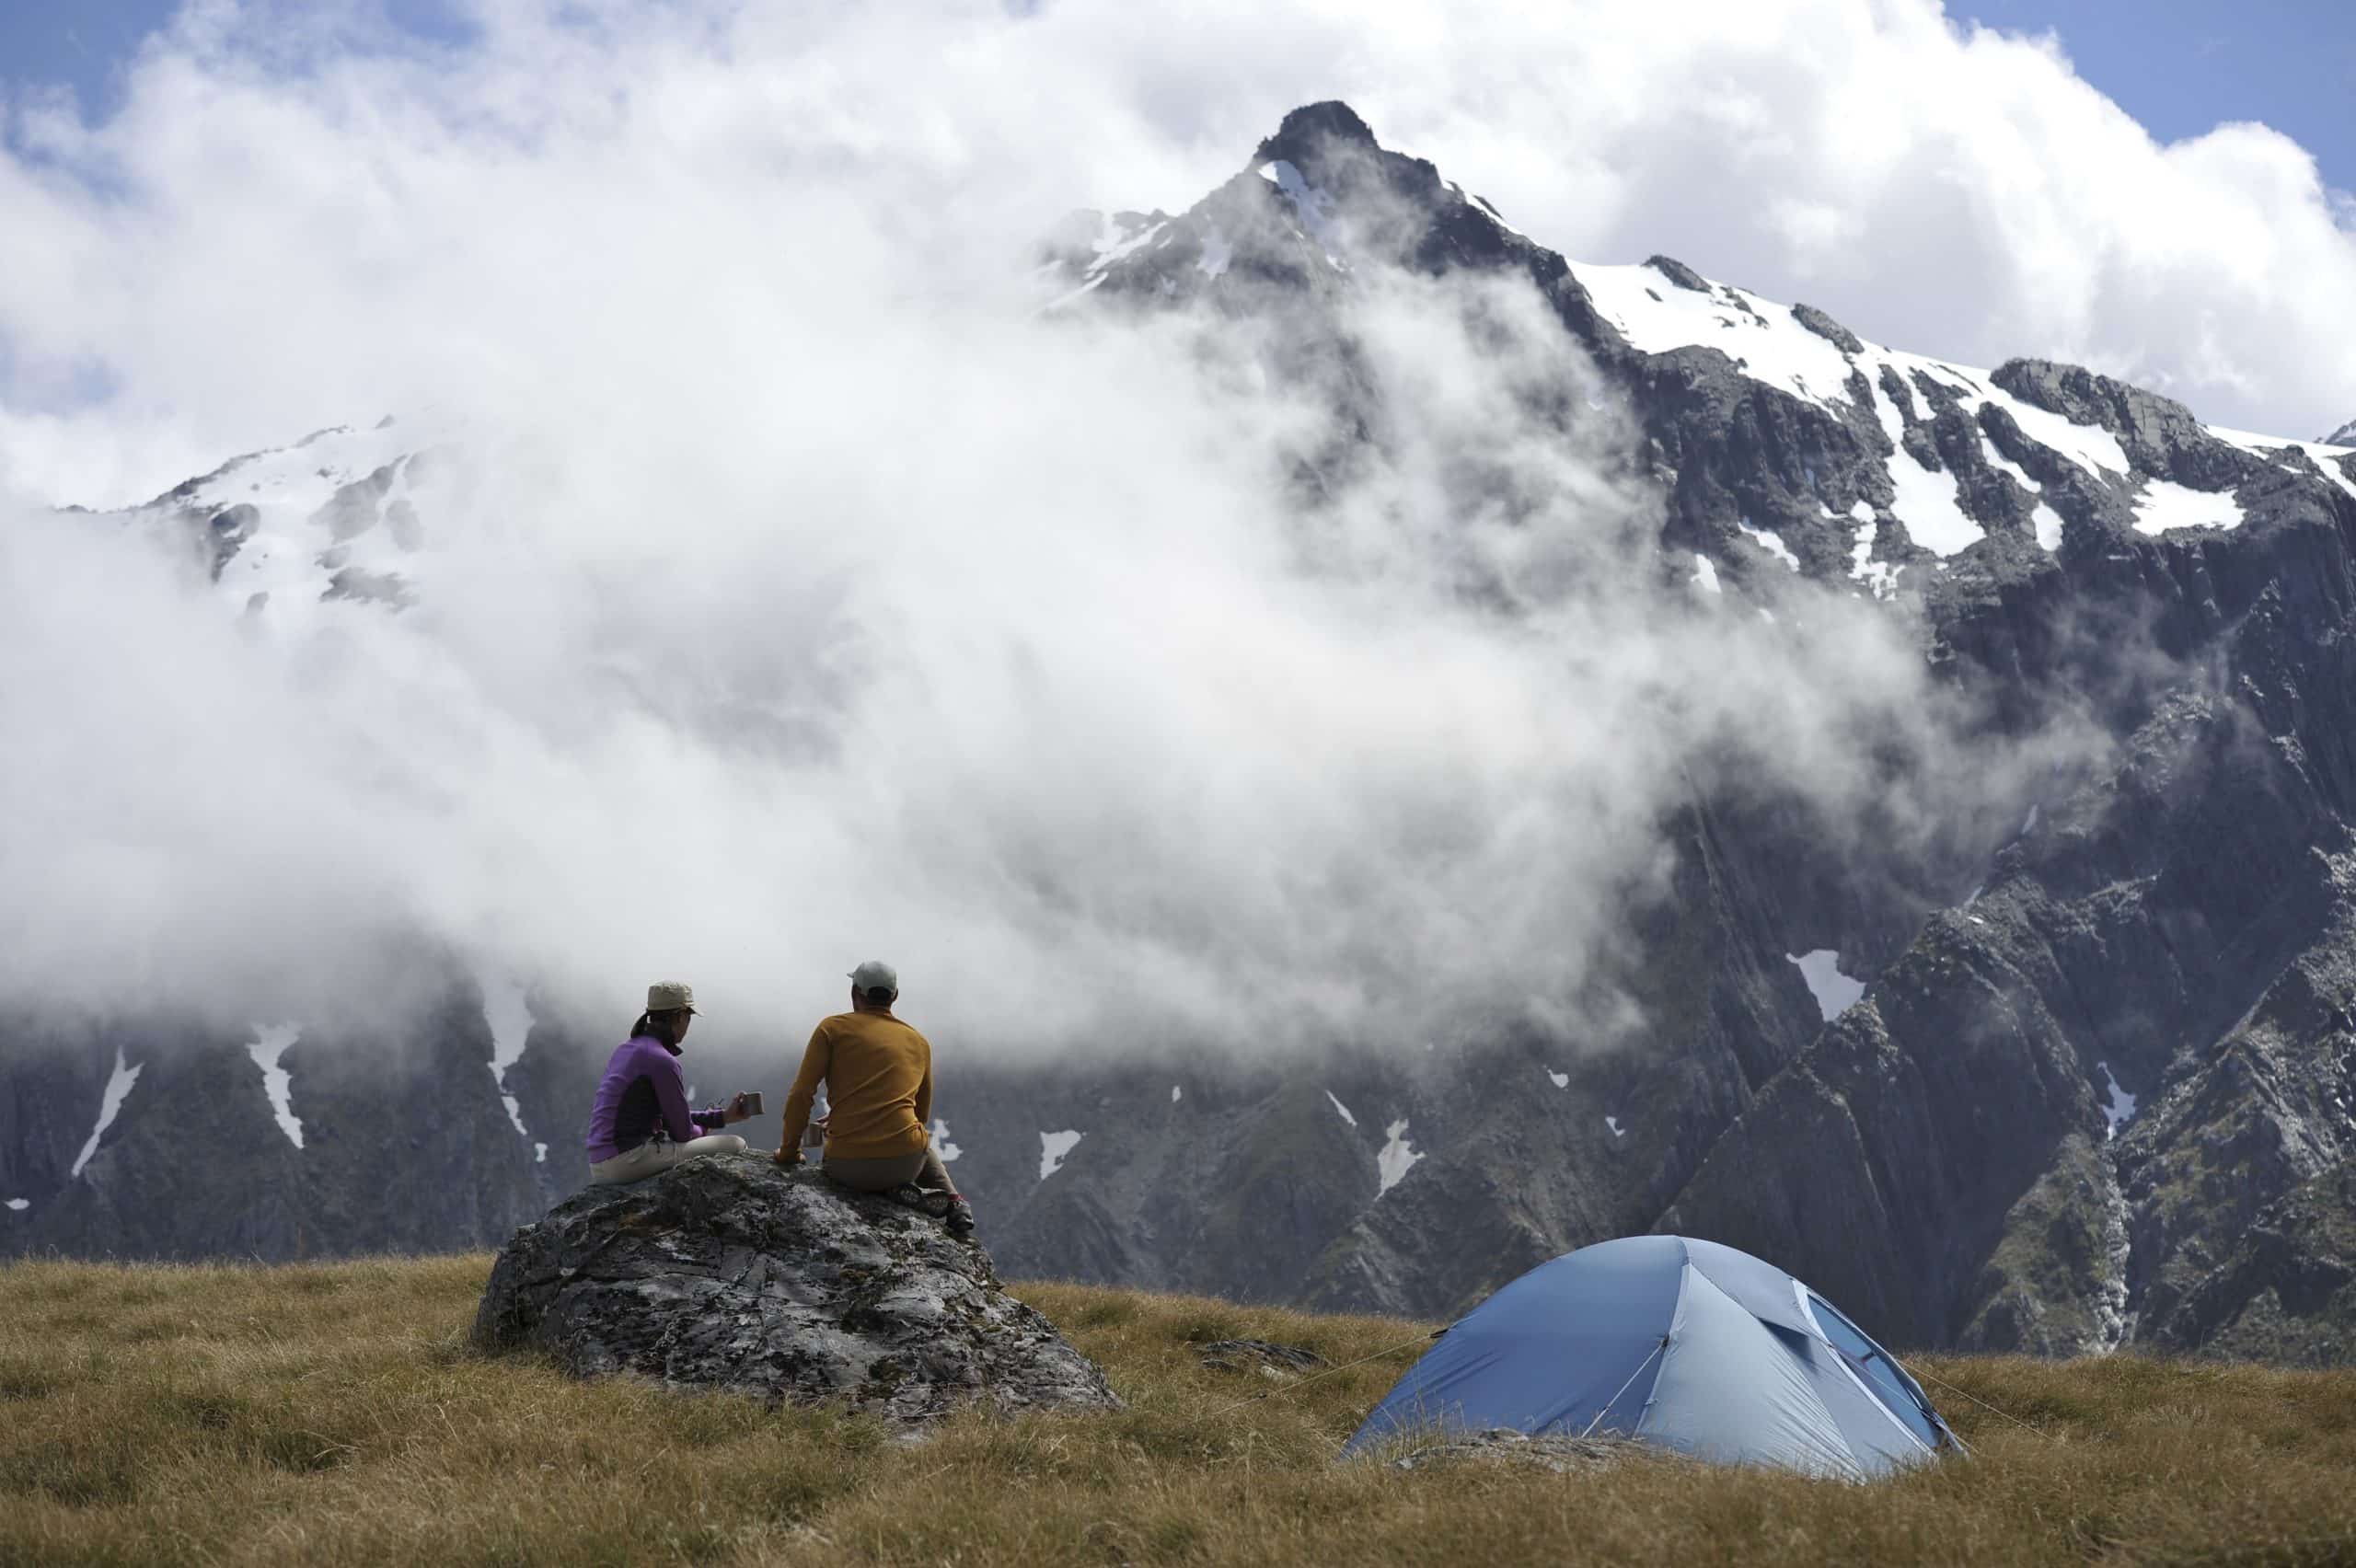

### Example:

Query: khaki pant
xmin=588 ymin=1134 xmax=748 ymax=1185
xmin=824 ymin=1146 xmax=958 ymax=1196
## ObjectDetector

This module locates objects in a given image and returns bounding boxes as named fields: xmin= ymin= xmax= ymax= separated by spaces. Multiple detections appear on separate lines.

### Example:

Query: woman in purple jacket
xmin=584 ymin=981 xmax=756 ymax=1184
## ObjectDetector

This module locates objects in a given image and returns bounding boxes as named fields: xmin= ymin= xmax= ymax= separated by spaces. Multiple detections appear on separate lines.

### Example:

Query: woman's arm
xmin=651 ymin=1056 xmax=700 ymax=1145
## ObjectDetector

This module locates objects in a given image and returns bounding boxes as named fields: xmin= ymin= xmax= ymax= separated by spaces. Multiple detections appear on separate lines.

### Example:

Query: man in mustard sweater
xmin=775 ymin=960 xmax=975 ymax=1238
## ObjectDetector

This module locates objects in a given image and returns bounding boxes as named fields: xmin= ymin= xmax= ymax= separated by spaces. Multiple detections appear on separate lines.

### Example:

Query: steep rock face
xmin=0 ymin=1022 xmax=119 ymax=1216
xmin=474 ymin=1152 xmax=1120 ymax=1418
xmin=1666 ymin=563 xmax=2356 ymax=1355
xmin=2142 ymin=1161 xmax=2356 ymax=1364
xmin=9 ymin=981 xmax=571 ymax=1262
xmin=25 ymin=1030 xmax=318 ymax=1260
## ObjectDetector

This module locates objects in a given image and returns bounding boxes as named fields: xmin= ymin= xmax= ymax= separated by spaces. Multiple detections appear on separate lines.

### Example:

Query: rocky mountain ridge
xmin=9 ymin=102 xmax=2354 ymax=1365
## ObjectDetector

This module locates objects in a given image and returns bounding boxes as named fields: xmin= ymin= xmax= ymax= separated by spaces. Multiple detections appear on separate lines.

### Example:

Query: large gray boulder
xmin=472 ymin=1151 xmax=1121 ymax=1419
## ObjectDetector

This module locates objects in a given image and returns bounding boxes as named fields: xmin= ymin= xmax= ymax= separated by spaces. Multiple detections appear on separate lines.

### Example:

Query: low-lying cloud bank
xmin=5 ymin=262 xmax=2059 ymax=1055
xmin=0 ymin=0 xmax=2259 ymax=1057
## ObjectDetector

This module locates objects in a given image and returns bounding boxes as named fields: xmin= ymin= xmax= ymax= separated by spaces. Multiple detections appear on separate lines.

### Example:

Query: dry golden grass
xmin=1 ymin=1255 xmax=2351 ymax=1566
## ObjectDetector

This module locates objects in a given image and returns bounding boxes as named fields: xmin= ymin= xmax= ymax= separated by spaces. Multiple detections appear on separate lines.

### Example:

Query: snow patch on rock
xmin=72 ymin=1047 xmax=144 ymax=1179
xmin=247 ymin=1023 xmax=304 ymax=1148
xmin=2032 ymin=502 xmax=2065 ymax=550
xmin=1979 ymin=433 xmax=2038 ymax=492
xmin=1084 ymin=212 xmax=1166 ymax=279
xmin=481 ymin=974 xmax=535 ymax=1139
xmin=1848 ymin=510 xmax=1901 ymax=599
xmin=1195 ymin=223 xmax=1232 ymax=279
xmin=1039 ymin=1130 xmax=1082 ymax=1180
xmin=1326 ymin=1090 xmax=1358 ymax=1127
xmin=1787 ymin=950 xmax=1865 ymax=1022
xmin=1259 ymin=160 xmax=1343 ymax=266
xmin=1376 ymin=1119 xmax=1421 ymax=1196
xmin=2132 ymin=478 xmax=2245 ymax=536
xmin=1572 ymin=262 xmax=1857 ymax=410
xmin=1738 ymin=521 xmax=1800 ymax=571
xmin=931 ymin=1119 xmax=964 ymax=1162
xmin=1862 ymin=379 xmax=1984 ymax=559
xmin=2096 ymin=1062 xmax=2138 ymax=1138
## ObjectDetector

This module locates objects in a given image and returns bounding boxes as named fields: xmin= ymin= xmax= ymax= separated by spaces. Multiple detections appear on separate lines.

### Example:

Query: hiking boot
xmin=944 ymin=1196 xmax=976 ymax=1239
xmin=886 ymin=1182 xmax=952 ymax=1218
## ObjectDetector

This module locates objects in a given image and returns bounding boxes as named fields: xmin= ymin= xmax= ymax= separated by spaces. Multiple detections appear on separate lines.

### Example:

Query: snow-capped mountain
xmin=1046 ymin=101 xmax=2353 ymax=607
xmin=109 ymin=413 xmax=464 ymax=620
xmin=2326 ymin=416 xmax=2356 ymax=448
xmin=12 ymin=102 xmax=2356 ymax=1364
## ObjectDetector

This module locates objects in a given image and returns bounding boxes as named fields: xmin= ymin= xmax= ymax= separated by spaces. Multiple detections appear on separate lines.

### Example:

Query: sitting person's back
xmin=776 ymin=960 xmax=972 ymax=1235
xmin=801 ymin=1006 xmax=930 ymax=1157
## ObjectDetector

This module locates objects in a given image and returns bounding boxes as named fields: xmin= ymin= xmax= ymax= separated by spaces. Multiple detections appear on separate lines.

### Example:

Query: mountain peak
xmin=1253 ymin=100 xmax=1380 ymax=172
xmin=2324 ymin=416 xmax=2356 ymax=447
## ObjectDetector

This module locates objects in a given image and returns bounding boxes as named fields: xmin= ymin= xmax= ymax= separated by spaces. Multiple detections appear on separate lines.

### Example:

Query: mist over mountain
xmin=8 ymin=85 xmax=2356 ymax=1366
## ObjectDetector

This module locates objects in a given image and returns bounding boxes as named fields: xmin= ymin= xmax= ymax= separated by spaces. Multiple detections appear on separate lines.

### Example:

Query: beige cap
xmin=646 ymin=980 xmax=698 ymax=1014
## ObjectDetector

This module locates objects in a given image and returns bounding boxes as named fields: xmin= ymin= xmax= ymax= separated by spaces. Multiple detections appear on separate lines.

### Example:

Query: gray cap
xmin=646 ymin=980 xmax=698 ymax=1014
xmin=847 ymin=960 xmax=899 ymax=996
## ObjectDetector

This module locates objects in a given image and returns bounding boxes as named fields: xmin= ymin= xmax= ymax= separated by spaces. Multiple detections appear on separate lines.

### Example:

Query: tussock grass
xmin=2 ymin=1257 xmax=2351 ymax=1565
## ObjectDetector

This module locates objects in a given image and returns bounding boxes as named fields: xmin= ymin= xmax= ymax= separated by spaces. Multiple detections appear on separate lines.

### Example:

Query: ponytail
xmin=630 ymin=1008 xmax=689 ymax=1046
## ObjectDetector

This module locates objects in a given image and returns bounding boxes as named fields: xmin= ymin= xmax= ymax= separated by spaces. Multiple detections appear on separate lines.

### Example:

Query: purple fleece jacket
xmin=583 ymin=1035 xmax=725 ymax=1164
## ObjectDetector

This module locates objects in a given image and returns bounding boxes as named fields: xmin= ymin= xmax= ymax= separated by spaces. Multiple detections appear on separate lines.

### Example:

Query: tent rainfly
xmin=1345 ymin=1234 xmax=1961 ymax=1479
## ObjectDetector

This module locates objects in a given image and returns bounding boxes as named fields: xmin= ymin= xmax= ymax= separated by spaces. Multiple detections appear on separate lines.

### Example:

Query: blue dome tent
xmin=1345 ymin=1235 xmax=1961 ymax=1479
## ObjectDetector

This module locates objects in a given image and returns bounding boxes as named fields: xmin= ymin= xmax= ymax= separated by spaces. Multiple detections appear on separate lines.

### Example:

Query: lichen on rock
xmin=472 ymin=1151 xmax=1121 ymax=1419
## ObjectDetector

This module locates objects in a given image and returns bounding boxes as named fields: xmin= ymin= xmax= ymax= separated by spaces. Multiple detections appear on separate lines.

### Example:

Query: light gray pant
xmin=823 ymin=1147 xmax=958 ymax=1196
xmin=588 ymin=1134 xmax=748 ymax=1185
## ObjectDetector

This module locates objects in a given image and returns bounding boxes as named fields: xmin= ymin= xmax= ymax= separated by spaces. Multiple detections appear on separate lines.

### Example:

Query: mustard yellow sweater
xmin=777 ymin=1007 xmax=932 ymax=1160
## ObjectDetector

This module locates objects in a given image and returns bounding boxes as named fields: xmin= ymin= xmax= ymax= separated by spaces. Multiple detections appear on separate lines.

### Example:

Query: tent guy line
xmin=1195 ymin=1332 xmax=1438 ymax=1431
xmin=1581 ymin=1337 xmax=1669 ymax=1439
xmin=1902 ymin=1366 xmax=2055 ymax=1445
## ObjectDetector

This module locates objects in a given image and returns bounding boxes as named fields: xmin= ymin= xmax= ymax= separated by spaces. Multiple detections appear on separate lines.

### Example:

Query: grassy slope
xmin=2 ymin=1258 xmax=2353 ymax=1566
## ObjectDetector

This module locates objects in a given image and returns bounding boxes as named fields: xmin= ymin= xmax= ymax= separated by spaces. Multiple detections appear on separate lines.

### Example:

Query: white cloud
xmin=0 ymin=0 xmax=2156 ymax=1056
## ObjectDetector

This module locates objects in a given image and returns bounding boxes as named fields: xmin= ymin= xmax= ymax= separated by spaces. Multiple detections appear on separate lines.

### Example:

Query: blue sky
xmin=0 ymin=1 xmax=475 ymax=117
xmin=1958 ymin=0 xmax=2354 ymax=196
xmin=4 ymin=2 xmax=2351 ymax=198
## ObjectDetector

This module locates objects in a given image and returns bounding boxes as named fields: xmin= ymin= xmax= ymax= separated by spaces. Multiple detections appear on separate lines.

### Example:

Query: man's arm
xmin=774 ymin=1025 xmax=833 ymax=1162
xmin=913 ymin=1038 xmax=933 ymax=1132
